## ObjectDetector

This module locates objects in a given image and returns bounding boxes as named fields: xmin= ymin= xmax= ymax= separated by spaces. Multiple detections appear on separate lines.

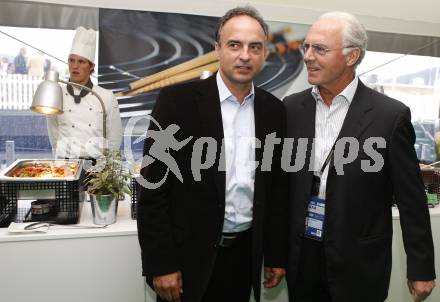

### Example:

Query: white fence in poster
xmin=0 ymin=74 xmax=43 ymax=110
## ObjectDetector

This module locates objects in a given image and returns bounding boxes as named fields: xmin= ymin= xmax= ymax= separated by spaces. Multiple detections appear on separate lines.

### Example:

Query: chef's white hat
xmin=70 ymin=26 xmax=96 ymax=63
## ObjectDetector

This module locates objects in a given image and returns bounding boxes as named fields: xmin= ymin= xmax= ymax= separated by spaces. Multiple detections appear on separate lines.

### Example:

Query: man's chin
xmin=232 ymin=74 xmax=254 ymax=85
xmin=307 ymin=76 xmax=320 ymax=86
xmin=69 ymin=76 xmax=86 ymax=85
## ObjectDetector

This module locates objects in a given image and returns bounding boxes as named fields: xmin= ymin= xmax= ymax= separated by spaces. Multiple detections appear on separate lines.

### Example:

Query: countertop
xmin=0 ymin=195 xmax=137 ymax=242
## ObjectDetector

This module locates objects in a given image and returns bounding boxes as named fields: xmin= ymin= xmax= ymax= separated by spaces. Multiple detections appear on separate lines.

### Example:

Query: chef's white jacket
xmin=47 ymin=84 xmax=122 ymax=158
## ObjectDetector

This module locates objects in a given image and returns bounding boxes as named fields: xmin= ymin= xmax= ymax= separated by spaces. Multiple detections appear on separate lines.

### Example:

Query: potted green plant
xmin=85 ymin=150 xmax=131 ymax=225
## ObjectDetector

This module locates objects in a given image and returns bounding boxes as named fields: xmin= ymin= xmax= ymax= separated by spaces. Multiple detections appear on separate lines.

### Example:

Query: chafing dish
xmin=0 ymin=159 xmax=83 ymax=182
xmin=0 ymin=159 xmax=85 ymax=227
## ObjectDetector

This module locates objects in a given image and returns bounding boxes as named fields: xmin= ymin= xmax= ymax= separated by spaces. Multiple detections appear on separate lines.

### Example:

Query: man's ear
xmin=346 ymin=47 xmax=361 ymax=66
xmin=90 ymin=63 xmax=96 ymax=73
xmin=263 ymin=43 xmax=268 ymax=60
xmin=215 ymin=42 xmax=220 ymax=59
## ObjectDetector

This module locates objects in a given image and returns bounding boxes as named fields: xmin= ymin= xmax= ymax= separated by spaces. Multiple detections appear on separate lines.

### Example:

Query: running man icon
xmin=144 ymin=124 xmax=193 ymax=182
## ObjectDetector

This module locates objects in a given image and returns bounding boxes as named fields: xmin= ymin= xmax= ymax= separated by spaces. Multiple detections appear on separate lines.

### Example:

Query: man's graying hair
xmin=215 ymin=6 xmax=268 ymax=43
xmin=319 ymin=11 xmax=368 ymax=66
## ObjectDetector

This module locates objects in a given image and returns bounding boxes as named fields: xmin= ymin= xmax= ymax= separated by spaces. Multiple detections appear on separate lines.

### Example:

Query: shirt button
xmin=89 ymin=124 xmax=91 ymax=127
xmin=68 ymin=109 xmax=72 ymax=112
xmin=72 ymin=125 xmax=75 ymax=128
xmin=89 ymin=108 xmax=92 ymax=111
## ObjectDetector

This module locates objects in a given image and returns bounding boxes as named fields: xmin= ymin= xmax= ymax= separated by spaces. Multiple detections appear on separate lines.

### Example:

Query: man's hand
xmin=263 ymin=267 xmax=286 ymax=288
xmin=407 ymin=280 xmax=435 ymax=302
xmin=153 ymin=271 xmax=183 ymax=302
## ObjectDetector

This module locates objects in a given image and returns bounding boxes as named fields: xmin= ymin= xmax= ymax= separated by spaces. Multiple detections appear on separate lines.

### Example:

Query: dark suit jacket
xmin=137 ymin=75 xmax=287 ymax=302
xmin=284 ymin=81 xmax=435 ymax=302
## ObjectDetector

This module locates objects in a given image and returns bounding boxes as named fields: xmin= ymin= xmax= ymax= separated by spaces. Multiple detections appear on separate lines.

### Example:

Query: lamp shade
xmin=30 ymin=71 xmax=63 ymax=115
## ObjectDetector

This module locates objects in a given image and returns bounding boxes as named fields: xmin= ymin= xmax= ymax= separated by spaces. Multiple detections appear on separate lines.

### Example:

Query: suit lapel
xmin=298 ymin=92 xmax=317 ymax=202
xmin=253 ymin=89 xmax=266 ymax=207
xmin=328 ymin=80 xmax=374 ymax=175
xmin=196 ymin=75 xmax=224 ymax=141
xmin=195 ymin=75 xmax=225 ymax=205
xmin=298 ymin=91 xmax=316 ymax=141
xmin=253 ymin=88 xmax=265 ymax=165
xmin=336 ymin=81 xmax=373 ymax=141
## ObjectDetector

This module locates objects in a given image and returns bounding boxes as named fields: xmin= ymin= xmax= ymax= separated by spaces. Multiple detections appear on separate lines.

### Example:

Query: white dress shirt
xmin=312 ymin=77 xmax=358 ymax=199
xmin=217 ymin=72 xmax=255 ymax=233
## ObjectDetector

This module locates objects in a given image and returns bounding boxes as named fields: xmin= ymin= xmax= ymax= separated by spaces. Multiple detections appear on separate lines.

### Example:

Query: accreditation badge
xmin=304 ymin=196 xmax=326 ymax=241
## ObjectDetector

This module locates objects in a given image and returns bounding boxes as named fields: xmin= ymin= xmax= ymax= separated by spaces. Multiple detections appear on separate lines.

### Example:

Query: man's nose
xmin=303 ymin=47 xmax=314 ymax=62
xmin=239 ymin=47 xmax=251 ymax=61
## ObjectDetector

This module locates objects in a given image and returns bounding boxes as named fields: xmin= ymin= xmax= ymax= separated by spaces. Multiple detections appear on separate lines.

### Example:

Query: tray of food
xmin=0 ymin=159 xmax=83 ymax=181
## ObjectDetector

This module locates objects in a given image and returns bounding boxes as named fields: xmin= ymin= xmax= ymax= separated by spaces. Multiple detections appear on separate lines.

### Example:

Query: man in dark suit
xmin=137 ymin=6 xmax=287 ymax=302
xmin=284 ymin=11 xmax=435 ymax=302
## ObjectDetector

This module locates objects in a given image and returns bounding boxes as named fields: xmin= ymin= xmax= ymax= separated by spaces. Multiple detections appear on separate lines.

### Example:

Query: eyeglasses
xmin=300 ymin=43 xmax=355 ymax=56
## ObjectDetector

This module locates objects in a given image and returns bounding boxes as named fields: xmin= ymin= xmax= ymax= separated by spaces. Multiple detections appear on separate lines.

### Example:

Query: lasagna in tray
xmin=7 ymin=162 xmax=79 ymax=178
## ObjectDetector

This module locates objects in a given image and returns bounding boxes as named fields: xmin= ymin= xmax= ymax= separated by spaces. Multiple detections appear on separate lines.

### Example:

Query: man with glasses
xmin=284 ymin=11 xmax=435 ymax=302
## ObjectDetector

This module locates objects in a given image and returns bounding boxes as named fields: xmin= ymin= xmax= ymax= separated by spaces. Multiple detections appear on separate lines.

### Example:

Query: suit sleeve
xmin=264 ymin=102 xmax=288 ymax=268
xmin=389 ymin=107 xmax=436 ymax=281
xmin=136 ymin=88 xmax=180 ymax=278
